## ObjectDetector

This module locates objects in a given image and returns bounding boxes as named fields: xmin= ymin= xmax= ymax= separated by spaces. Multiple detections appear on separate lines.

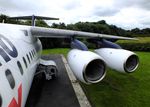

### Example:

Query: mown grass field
xmin=117 ymin=37 xmax=150 ymax=44
xmin=42 ymin=49 xmax=150 ymax=107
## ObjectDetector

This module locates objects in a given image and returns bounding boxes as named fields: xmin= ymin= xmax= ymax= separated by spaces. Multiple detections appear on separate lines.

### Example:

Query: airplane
xmin=0 ymin=15 xmax=139 ymax=107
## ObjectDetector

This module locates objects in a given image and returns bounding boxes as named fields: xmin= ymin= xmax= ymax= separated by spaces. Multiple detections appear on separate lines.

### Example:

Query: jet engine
xmin=95 ymin=48 xmax=139 ymax=73
xmin=67 ymin=49 xmax=106 ymax=84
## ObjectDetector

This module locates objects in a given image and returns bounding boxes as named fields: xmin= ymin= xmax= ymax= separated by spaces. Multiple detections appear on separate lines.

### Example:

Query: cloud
xmin=137 ymin=0 xmax=150 ymax=10
xmin=0 ymin=0 xmax=42 ymax=16
xmin=0 ymin=0 xmax=18 ymax=11
xmin=0 ymin=0 xmax=150 ymax=29
xmin=92 ymin=7 xmax=120 ymax=17
xmin=113 ymin=0 xmax=150 ymax=10
xmin=63 ymin=0 xmax=81 ymax=10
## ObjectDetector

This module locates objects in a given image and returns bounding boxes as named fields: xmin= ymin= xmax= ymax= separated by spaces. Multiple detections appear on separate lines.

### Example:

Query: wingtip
xmin=128 ymin=37 xmax=139 ymax=40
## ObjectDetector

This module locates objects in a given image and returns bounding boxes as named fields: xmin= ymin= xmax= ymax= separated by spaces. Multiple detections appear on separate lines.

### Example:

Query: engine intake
xmin=67 ymin=49 xmax=106 ymax=84
xmin=95 ymin=48 xmax=139 ymax=73
xmin=84 ymin=59 xmax=106 ymax=82
xmin=124 ymin=54 xmax=139 ymax=72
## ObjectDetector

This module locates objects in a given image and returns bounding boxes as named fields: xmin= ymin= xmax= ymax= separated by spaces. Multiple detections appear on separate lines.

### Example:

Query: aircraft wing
xmin=9 ymin=15 xmax=59 ymax=20
xmin=31 ymin=27 xmax=137 ymax=40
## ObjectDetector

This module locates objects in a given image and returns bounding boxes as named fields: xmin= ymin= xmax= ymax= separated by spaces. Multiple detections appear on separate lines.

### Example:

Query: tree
xmin=51 ymin=23 xmax=66 ymax=29
xmin=97 ymin=20 xmax=106 ymax=25
xmin=0 ymin=14 xmax=8 ymax=22
xmin=35 ymin=20 xmax=49 ymax=27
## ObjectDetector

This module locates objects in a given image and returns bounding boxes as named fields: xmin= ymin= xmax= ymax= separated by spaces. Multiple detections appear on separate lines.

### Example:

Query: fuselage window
xmin=17 ymin=61 xmax=23 ymax=75
xmin=0 ymin=94 xmax=2 ymax=107
xmin=33 ymin=50 xmax=36 ymax=55
xmin=5 ymin=69 xmax=15 ymax=89
xmin=26 ymin=54 xmax=30 ymax=63
xmin=32 ymin=50 xmax=34 ymax=56
xmin=31 ymin=50 xmax=34 ymax=57
xmin=23 ymin=57 xmax=27 ymax=68
xmin=29 ymin=52 xmax=32 ymax=60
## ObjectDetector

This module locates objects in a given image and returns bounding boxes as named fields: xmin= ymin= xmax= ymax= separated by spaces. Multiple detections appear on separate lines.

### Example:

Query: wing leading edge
xmin=31 ymin=27 xmax=137 ymax=40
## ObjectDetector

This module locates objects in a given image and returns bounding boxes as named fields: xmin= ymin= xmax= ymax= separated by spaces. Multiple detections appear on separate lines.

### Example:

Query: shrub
xmin=118 ymin=43 xmax=150 ymax=52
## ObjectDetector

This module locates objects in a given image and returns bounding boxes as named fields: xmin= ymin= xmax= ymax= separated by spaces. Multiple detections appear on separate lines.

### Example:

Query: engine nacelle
xmin=67 ymin=49 xmax=106 ymax=84
xmin=95 ymin=48 xmax=139 ymax=73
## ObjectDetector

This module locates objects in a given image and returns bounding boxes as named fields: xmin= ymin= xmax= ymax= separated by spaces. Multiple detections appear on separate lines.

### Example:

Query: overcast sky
xmin=0 ymin=0 xmax=150 ymax=29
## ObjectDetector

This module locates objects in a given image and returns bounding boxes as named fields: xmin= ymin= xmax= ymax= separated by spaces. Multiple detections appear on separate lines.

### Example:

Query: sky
xmin=0 ymin=0 xmax=150 ymax=30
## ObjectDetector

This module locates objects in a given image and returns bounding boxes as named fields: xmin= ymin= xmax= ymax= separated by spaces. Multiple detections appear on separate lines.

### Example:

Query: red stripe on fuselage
xmin=8 ymin=84 xmax=22 ymax=107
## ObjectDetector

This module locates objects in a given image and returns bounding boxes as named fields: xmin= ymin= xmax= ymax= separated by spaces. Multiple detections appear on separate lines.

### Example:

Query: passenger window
xmin=29 ymin=52 xmax=32 ymax=60
xmin=5 ymin=69 xmax=15 ymax=89
xmin=31 ymin=50 xmax=34 ymax=57
xmin=33 ymin=50 xmax=36 ymax=55
xmin=26 ymin=54 xmax=30 ymax=63
xmin=23 ymin=57 xmax=27 ymax=68
xmin=17 ymin=61 xmax=23 ymax=75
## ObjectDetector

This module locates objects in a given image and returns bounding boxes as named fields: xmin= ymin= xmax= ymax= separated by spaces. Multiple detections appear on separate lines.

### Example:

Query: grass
xmin=117 ymin=37 xmax=150 ymax=44
xmin=42 ymin=48 xmax=70 ymax=57
xmin=42 ymin=49 xmax=150 ymax=107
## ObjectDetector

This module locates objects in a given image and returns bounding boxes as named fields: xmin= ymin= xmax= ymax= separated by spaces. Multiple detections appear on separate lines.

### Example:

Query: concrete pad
xmin=25 ymin=54 xmax=92 ymax=107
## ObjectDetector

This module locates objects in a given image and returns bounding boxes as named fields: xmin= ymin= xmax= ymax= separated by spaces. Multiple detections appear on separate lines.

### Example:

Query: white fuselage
xmin=0 ymin=23 xmax=42 ymax=107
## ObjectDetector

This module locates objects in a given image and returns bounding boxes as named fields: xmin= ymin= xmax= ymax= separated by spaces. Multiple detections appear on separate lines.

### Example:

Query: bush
xmin=118 ymin=43 xmax=150 ymax=52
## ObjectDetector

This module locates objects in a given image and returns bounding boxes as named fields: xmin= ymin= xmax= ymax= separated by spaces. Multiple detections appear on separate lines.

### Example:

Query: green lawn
xmin=117 ymin=37 xmax=150 ymax=44
xmin=42 ymin=49 xmax=150 ymax=107
xmin=42 ymin=48 xmax=70 ymax=56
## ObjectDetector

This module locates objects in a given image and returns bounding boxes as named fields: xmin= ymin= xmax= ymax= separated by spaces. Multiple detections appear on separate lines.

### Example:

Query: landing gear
xmin=36 ymin=60 xmax=58 ymax=80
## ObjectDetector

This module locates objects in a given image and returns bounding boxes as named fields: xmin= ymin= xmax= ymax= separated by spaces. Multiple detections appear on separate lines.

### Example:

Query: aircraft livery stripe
xmin=8 ymin=84 xmax=22 ymax=107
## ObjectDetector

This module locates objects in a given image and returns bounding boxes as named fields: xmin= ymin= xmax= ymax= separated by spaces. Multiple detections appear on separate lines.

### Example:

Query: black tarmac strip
xmin=25 ymin=55 xmax=80 ymax=107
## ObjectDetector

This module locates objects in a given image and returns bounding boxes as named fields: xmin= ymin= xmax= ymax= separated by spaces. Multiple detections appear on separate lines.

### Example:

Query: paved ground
xmin=25 ymin=55 xmax=80 ymax=107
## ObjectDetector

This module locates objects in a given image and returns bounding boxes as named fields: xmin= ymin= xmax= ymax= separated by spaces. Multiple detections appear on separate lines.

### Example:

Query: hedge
xmin=118 ymin=43 xmax=150 ymax=52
